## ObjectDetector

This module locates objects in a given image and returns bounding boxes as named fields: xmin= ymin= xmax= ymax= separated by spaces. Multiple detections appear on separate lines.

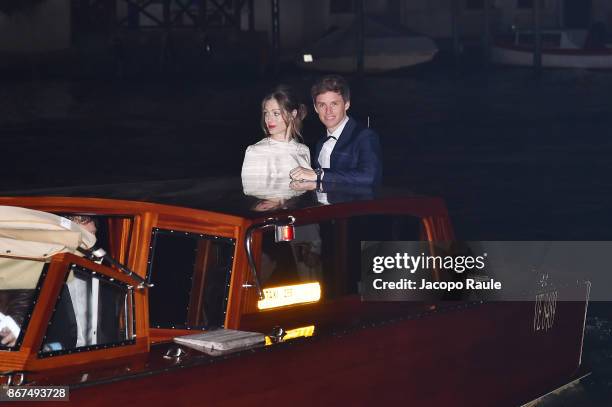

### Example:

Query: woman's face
xmin=263 ymin=98 xmax=289 ymax=139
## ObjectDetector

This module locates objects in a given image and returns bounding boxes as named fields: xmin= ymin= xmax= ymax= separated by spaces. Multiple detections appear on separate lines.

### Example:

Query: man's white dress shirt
xmin=317 ymin=116 xmax=349 ymax=203
xmin=317 ymin=116 xmax=349 ymax=170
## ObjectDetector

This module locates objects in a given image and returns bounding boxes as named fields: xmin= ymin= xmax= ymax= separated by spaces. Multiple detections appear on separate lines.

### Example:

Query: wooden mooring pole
xmin=451 ymin=0 xmax=461 ymax=63
xmin=356 ymin=0 xmax=365 ymax=76
xmin=483 ymin=0 xmax=491 ymax=69
xmin=271 ymin=0 xmax=280 ymax=75
xmin=533 ymin=0 xmax=543 ymax=74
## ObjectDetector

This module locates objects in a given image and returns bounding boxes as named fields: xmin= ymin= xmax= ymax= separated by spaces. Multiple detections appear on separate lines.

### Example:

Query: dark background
xmin=1 ymin=0 xmax=611 ymax=404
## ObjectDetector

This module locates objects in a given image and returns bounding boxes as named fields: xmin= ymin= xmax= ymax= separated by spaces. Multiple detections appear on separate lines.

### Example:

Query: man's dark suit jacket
xmin=314 ymin=117 xmax=382 ymax=184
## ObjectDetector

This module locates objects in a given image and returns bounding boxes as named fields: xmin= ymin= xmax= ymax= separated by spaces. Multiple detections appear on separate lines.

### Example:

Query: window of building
xmin=147 ymin=229 xmax=235 ymax=329
xmin=466 ymin=0 xmax=485 ymax=10
xmin=330 ymin=0 xmax=353 ymax=14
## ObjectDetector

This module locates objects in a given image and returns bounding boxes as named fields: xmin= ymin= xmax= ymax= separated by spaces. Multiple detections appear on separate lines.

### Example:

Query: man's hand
xmin=0 ymin=313 xmax=20 ymax=347
xmin=290 ymin=166 xmax=317 ymax=181
xmin=290 ymin=180 xmax=317 ymax=191
xmin=1 ymin=327 xmax=17 ymax=347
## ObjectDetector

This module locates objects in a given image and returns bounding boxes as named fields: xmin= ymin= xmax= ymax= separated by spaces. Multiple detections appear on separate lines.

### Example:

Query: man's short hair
xmin=311 ymin=75 xmax=350 ymax=102
xmin=65 ymin=215 xmax=98 ymax=228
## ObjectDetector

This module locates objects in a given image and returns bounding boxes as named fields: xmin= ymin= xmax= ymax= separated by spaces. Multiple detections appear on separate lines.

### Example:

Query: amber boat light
xmin=265 ymin=325 xmax=315 ymax=345
xmin=257 ymin=282 xmax=321 ymax=310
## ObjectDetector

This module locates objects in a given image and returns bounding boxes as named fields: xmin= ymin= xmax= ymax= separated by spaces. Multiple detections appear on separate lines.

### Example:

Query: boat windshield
xmin=0 ymin=257 xmax=46 ymax=350
xmin=257 ymin=213 xmax=423 ymax=306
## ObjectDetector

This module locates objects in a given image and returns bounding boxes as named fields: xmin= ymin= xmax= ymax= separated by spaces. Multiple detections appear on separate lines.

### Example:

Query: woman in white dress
xmin=241 ymin=87 xmax=311 ymax=181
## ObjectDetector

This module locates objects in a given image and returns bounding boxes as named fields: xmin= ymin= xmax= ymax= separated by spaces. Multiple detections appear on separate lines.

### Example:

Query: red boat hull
xmin=34 ymin=299 xmax=587 ymax=407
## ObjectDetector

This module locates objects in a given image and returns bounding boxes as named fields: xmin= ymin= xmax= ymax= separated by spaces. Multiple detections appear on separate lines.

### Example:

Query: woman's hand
xmin=253 ymin=199 xmax=284 ymax=212
xmin=290 ymin=166 xmax=317 ymax=181
xmin=290 ymin=180 xmax=317 ymax=191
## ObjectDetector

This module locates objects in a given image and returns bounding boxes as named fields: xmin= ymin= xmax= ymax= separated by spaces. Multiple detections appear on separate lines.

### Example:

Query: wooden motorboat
xmin=0 ymin=178 xmax=590 ymax=406
xmin=491 ymin=28 xmax=612 ymax=69
xmin=297 ymin=16 xmax=438 ymax=73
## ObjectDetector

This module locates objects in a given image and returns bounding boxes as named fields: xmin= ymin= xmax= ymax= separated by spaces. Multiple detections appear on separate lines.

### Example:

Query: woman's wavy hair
xmin=261 ymin=86 xmax=307 ymax=142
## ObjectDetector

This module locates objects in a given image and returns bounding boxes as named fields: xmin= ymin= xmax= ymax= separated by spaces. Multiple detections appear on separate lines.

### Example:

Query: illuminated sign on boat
xmin=257 ymin=282 xmax=321 ymax=310
xmin=265 ymin=325 xmax=316 ymax=345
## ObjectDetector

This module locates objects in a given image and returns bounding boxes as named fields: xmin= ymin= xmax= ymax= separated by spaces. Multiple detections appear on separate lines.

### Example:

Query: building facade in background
xmin=249 ymin=0 xmax=612 ymax=50
xmin=0 ymin=0 xmax=70 ymax=53
xmin=1 ymin=1 xmax=611 ymax=55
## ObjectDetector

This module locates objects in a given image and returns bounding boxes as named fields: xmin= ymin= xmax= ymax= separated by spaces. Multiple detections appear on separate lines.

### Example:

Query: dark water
xmin=1 ymin=64 xmax=611 ymax=404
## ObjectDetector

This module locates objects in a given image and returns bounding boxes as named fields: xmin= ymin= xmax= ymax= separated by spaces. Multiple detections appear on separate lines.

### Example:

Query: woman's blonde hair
xmin=261 ymin=86 xmax=307 ymax=141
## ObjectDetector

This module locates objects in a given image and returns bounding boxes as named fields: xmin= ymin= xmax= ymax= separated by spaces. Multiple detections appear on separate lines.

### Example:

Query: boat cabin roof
xmin=0 ymin=177 xmax=448 ymax=221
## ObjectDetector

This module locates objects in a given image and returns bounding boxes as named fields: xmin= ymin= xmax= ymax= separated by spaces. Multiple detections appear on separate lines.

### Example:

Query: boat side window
xmin=260 ymin=222 xmax=328 ymax=289
xmin=0 ymin=258 xmax=47 ymax=350
xmin=57 ymin=214 xmax=134 ymax=265
xmin=258 ymin=214 xmax=423 ymax=302
xmin=345 ymin=214 xmax=424 ymax=294
xmin=40 ymin=264 xmax=135 ymax=356
xmin=146 ymin=229 xmax=235 ymax=329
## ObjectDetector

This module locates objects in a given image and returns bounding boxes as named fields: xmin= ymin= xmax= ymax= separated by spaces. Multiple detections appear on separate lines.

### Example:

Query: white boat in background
xmin=491 ymin=28 xmax=612 ymax=69
xmin=297 ymin=16 xmax=438 ymax=73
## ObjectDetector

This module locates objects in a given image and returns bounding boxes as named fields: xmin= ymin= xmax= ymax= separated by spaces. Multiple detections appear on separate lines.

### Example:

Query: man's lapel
xmin=330 ymin=117 xmax=356 ymax=166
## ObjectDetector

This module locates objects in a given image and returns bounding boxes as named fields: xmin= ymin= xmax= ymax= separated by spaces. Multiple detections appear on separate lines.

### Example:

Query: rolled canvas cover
xmin=0 ymin=206 xmax=96 ymax=260
xmin=0 ymin=257 xmax=45 ymax=289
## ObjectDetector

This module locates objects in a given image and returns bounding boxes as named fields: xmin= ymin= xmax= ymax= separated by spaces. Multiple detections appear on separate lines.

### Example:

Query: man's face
xmin=81 ymin=221 xmax=97 ymax=235
xmin=314 ymin=91 xmax=350 ymax=132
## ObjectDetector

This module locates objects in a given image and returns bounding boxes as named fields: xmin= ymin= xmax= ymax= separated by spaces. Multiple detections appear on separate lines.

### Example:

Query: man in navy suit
xmin=290 ymin=75 xmax=382 ymax=185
